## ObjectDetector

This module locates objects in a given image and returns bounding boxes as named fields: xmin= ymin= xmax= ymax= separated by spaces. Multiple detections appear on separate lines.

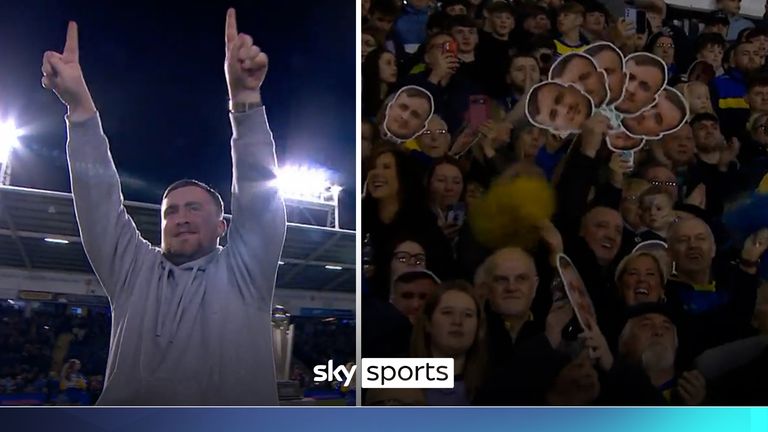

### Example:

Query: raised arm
xmin=221 ymin=8 xmax=287 ymax=307
xmin=43 ymin=22 xmax=156 ymax=301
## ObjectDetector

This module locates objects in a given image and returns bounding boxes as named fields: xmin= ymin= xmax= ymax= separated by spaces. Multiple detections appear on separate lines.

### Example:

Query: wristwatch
xmin=228 ymin=100 xmax=263 ymax=113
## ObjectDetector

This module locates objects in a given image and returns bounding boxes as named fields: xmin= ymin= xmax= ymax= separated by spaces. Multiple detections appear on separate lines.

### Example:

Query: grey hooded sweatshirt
xmin=66 ymin=107 xmax=286 ymax=405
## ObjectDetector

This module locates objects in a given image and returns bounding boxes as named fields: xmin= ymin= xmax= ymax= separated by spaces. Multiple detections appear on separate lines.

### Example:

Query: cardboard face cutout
xmin=529 ymin=43 xmax=687 ymax=152
xmin=621 ymin=86 xmax=689 ymax=139
xmin=607 ymin=127 xmax=646 ymax=152
xmin=614 ymin=52 xmax=668 ymax=117
xmin=556 ymin=254 xmax=598 ymax=333
xmin=548 ymin=52 xmax=610 ymax=108
xmin=525 ymin=81 xmax=594 ymax=135
xmin=382 ymin=85 xmax=435 ymax=142
xmin=583 ymin=42 xmax=628 ymax=107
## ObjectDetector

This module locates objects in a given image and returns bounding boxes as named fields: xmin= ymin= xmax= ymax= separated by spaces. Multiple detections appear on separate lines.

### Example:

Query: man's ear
xmin=217 ymin=219 xmax=227 ymax=238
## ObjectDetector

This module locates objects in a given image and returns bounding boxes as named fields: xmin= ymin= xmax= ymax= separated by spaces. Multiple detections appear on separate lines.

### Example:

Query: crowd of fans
xmin=0 ymin=301 xmax=354 ymax=404
xmin=361 ymin=0 xmax=768 ymax=405
xmin=0 ymin=302 xmax=108 ymax=405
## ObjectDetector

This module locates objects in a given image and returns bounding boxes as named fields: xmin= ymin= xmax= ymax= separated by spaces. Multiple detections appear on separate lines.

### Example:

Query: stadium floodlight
xmin=0 ymin=119 xmax=20 ymax=165
xmin=275 ymin=165 xmax=342 ymax=204
xmin=324 ymin=265 xmax=342 ymax=270
xmin=44 ymin=238 xmax=70 ymax=244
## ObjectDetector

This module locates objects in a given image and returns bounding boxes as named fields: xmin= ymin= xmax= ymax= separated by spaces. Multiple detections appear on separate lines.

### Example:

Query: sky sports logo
xmin=313 ymin=358 xmax=454 ymax=388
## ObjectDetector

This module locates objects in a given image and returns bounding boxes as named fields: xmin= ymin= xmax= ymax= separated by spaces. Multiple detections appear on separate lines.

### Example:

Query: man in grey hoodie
xmin=40 ymin=8 xmax=286 ymax=405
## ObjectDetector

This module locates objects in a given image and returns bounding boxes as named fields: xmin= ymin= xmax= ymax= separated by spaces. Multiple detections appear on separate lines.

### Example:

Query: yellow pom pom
xmin=470 ymin=176 xmax=556 ymax=250
xmin=758 ymin=173 xmax=768 ymax=194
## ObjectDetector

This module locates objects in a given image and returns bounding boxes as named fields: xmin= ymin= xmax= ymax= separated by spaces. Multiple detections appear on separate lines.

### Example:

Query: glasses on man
xmin=421 ymin=129 xmax=448 ymax=136
xmin=655 ymin=42 xmax=674 ymax=48
xmin=650 ymin=180 xmax=678 ymax=187
xmin=393 ymin=251 xmax=426 ymax=265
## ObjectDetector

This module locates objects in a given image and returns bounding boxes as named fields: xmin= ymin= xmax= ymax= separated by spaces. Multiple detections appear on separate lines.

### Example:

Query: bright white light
xmin=7 ymin=299 xmax=14 ymax=305
xmin=44 ymin=238 xmax=70 ymax=244
xmin=275 ymin=165 xmax=342 ymax=203
xmin=0 ymin=119 xmax=20 ymax=164
xmin=324 ymin=265 xmax=342 ymax=270
xmin=278 ymin=261 xmax=285 ymax=265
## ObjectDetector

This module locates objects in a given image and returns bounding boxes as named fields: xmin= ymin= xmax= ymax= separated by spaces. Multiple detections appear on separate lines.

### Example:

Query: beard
xmin=641 ymin=341 xmax=675 ymax=372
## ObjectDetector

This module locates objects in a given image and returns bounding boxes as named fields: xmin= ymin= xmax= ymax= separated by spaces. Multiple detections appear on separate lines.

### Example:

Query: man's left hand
xmin=677 ymin=370 xmax=706 ymax=405
xmin=225 ymin=8 xmax=267 ymax=104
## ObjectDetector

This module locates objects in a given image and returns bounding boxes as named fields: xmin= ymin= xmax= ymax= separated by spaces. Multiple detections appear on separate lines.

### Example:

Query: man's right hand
xmin=41 ymin=22 xmax=96 ymax=121
xmin=580 ymin=113 xmax=609 ymax=158
xmin=429 ymin=52 xmax=459 ymax=83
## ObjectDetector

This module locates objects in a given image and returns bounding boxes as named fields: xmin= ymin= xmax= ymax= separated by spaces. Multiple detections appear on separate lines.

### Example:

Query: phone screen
xmin=468 ymin=95 xmax=489 ymax=130
xmin=625 ymin=7 xmax=647 ymax=35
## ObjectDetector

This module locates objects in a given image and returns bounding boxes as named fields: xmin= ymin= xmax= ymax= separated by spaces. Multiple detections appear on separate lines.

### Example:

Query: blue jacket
xmin=711 ymin=68 xmax=750 ymax=139
xmin=393 ymin=4 xmax=431 ymax=48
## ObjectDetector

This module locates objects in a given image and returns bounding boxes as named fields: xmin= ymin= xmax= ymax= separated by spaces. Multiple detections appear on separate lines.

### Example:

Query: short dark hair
xmin=695 ymin=32 xmax=726 ymax=54
xmin=558 ymin=1 xmax=585 ymax=17
xmin=506 ymin=51 xmax=539 ymax=73
xmin=746 ymin=27 xmax=768 ymax=41
xmin=549 ymin=52 xmax=595 ymax=80
xmin=427 ymin=11 xmax=452 ymax=33
xmin=748 ymin=74 xmax=768 ymax=91
xmin=486 ymin=1 xmax=514 ymax=15
xmin=441 ymin=0 xmax=469 ymax=11
xmin=163 ymin=179 xmax=224 ymax=217
xmin=447 ymin=14 xmax=477 ymax=31
xmin=370 ymin=0 xmax=400 ymax=18
xmin=689 ymin=112 xmax=719 ymax=127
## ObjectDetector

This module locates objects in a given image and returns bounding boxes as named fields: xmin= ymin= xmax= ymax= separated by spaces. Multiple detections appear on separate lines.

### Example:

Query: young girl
xmin=411 ymin=281 xmax=486 ymax=405
xmin=638 ymin=186 xmax=676 ymax=241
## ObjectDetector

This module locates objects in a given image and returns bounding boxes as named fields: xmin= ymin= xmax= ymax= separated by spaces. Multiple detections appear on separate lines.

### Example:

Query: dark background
xmin=0 ymin=0 xmax=356 ymax=228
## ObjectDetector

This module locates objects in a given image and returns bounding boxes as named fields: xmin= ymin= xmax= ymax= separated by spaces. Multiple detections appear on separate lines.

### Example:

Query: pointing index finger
xmin=63 ymin=21 xmax=78 ymax=61
xmin=225 ymin=8 xmax=238 ymax=47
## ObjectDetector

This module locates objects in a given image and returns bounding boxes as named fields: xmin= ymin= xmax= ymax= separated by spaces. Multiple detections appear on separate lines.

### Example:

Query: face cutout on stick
xmin=548 ymin=52 xmax=609 ymax=108
xmin=382 ymin=85 xmax=435 ymax=142
xmin=614 ymin=52 xmax=667 ymax=116
xmin=556 ymin=254 xmax=598 ymax=333
xmin=525 ymin=81 xmax=594 ymax=135
xmin=620 ymin=86 xmax=688 ymax=139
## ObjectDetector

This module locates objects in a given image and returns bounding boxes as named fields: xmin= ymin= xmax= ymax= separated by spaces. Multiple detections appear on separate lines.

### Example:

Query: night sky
xmin=0 ymin=0 xmax=356 ymax=228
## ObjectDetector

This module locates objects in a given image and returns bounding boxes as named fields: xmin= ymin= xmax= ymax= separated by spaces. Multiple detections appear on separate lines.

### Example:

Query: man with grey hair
xmin=474 ymin=247 xmax=570 ymax=404
xmin=618 ymin=303 xmax=707 ymax=404
xmin=665 ymin=217 xmax=767 ymax=362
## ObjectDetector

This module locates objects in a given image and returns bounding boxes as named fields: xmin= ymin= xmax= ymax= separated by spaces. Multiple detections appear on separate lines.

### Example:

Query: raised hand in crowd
xmin=545 ymin=299 xmax=574 ymax=349
xmin=608 ymin=151 xmax=635 ymax=188
xmin=685 ymin=183 xmax=707 ymax=210
xmin=580 ymin=113 xmax=610 ymax=158
xmin=538 ymin=219 xmax=564 ymax=266
xmin=580 ymin=327 xmax=614 ymax=372
xmin=718 ymin=137 xmax=740 ymax=172
xmin=677 ymin=370 xmax=707 ymax=405
xmin=740 ymin=228 xmax=768 ymax=274
xmin=428 ymin=51 xmax=459 ymax=85
xmin=41 ymin=22 xmax=96 ymax=121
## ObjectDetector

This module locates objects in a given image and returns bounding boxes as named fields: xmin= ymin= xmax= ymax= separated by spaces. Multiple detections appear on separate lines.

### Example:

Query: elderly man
xmin=666 ymin=218 xmax=766 ymax=361
xmin=618 ymin=303 xmax=708 ymax=404
xmin=473 ymin=247 xmax=569 ymax=404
